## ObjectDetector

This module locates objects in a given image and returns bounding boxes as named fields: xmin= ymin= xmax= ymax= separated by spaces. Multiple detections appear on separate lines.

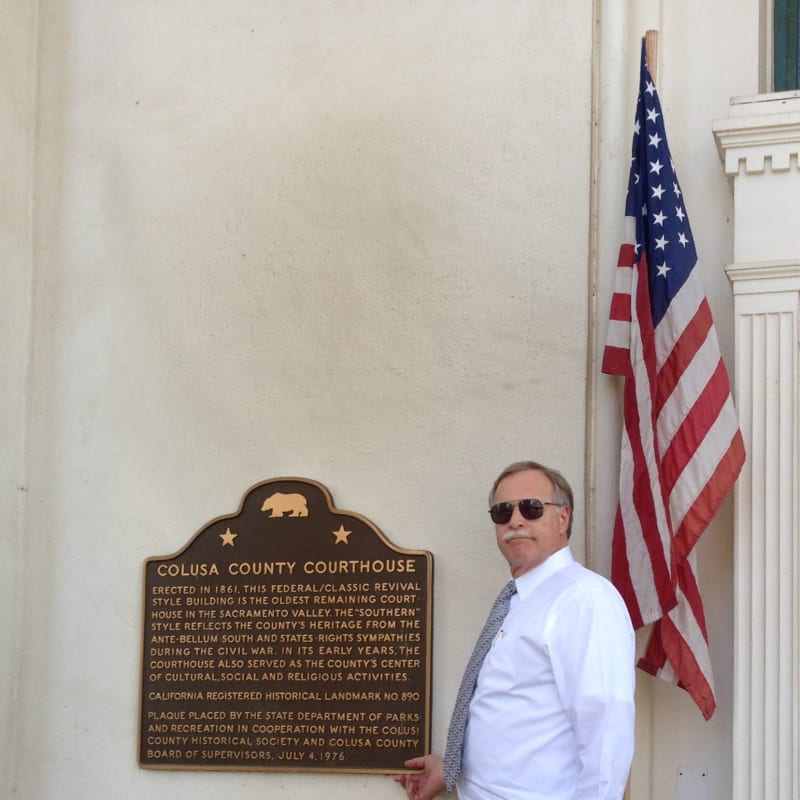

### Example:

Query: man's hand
xmin=393 ymin=754 xmax=446 ymax=800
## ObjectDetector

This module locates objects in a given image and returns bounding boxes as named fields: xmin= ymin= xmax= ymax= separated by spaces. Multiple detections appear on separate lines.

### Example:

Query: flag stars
xmin=651 ymin=185 xmax=666 ymax=200
xmin=649 ymin=159 xmax=664 ymax=175
xmin=648 ymin=132 xmax=663 ymax=148
xmin=675 ymin=206 xmax=686 ymax=222
xmin=677 ymin=232 xmax=690 ymax=247
xmin=654 ymin=235 xmax=669 ymax=251
xmin=652 ymin=210 xmax=667 ymax=226
xmin=646 ymin=106 xmax=661 ymax=123
xmin=645 ymin=79 xmax=656 ymax=96
xmin=673 ymin=182 xmax=682 ymax=198
xmin=656 ymin=262 xmax=671 ymax=277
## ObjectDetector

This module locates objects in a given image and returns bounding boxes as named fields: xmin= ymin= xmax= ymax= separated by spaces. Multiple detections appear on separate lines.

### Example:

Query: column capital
xmin=713 ymin=92 xmax=800 ymax=174
xmin=725 ymin=259 xmax=800 ymax=295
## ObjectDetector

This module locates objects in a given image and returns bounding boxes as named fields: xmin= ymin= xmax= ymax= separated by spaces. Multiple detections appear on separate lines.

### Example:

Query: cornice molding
xmin=725 ymin=259 xmax=800 ymax=281
xmin=725 ymin=260 xmax=800 ymax=296
xmin=713 ymin=94 xmax=800 ymax=175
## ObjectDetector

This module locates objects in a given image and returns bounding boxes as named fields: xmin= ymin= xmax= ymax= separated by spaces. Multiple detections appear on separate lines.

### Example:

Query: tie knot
xmin=497 ymin=580 xmax=516 ymax=608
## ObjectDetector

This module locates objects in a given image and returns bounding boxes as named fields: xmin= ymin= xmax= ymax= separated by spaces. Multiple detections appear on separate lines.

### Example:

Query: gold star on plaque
xmin=332 ymin=524 xmax=352 ymax=544
xmin=219 ymin=528 xmax=237 ymax=547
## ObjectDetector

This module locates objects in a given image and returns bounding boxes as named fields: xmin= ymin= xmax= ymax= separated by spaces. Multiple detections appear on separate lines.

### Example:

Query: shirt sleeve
xmin=548 ymin=579 xmax=636 ymax=800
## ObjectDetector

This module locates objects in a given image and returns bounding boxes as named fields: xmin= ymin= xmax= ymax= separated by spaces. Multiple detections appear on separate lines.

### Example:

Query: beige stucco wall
xmin=1 ymin=0 xmax=37 ymax=794
xmin=12 ymin=3 xmax=593 ymax=799
xmin=592 ymin=2 xmax=759 ymax=798
xmin=3 ymin=1 xmax=760 ymax=799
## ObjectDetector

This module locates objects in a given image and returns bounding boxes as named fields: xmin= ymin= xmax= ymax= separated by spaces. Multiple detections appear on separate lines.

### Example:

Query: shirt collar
xmin=513 ymin=546 xmax=574 ymax=600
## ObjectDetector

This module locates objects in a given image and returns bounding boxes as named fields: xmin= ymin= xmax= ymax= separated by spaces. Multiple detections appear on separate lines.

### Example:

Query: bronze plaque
xmin=139 ymin=478 xmax=433 ymax=773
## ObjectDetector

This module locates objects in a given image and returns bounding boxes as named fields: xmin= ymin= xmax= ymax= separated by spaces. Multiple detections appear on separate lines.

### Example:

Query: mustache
xmin=503 ymin=530 xmax=534 ymax=543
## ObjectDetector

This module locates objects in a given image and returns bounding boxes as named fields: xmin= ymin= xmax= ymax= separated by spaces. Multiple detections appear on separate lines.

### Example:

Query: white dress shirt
xmin=459 ymin=547 xmax=635 ymax=800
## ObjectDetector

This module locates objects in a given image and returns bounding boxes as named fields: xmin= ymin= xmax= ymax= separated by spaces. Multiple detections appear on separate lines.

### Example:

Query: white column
xmin=713 ymin=94 xmax=800 ymax=800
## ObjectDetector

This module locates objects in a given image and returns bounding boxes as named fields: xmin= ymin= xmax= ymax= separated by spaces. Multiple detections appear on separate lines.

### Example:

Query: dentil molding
xmin=713 ymin=91 xmax=800 ymax=174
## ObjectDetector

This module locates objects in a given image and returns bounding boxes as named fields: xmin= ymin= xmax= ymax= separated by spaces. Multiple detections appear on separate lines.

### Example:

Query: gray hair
xmin=489 ymin=460 xmax=574 ymax=538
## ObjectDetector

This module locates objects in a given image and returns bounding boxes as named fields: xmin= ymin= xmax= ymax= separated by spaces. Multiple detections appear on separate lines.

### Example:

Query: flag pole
xmin=619 ymin=39 xmax=659 ymax=800
xmin=645 ymin=29 xmax=659 ymax=84
xmin=625 ymin=32 xmax=661 ymax=800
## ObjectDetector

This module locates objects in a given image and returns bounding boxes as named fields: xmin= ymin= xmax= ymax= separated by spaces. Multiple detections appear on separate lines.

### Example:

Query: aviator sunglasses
xmin=489 ymin=498 xmax=563 ymax=525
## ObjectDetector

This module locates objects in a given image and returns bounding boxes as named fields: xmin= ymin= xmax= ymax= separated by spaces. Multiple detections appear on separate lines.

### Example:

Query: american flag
xmin=602 ymin=40 xmax=745 ymax=719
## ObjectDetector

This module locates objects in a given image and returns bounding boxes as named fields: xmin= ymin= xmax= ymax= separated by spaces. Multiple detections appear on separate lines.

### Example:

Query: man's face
xmin=492 ymin=468 xmax=570 ymax=578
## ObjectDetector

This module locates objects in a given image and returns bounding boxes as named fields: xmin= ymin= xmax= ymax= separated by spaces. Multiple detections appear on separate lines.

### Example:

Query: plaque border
xmin=138 ymin=477 xmax=433 ymax=775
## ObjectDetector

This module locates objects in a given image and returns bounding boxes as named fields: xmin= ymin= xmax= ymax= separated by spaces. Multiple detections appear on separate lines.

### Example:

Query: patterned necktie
xmin=442 ymin=580 xmax=517 ymax=790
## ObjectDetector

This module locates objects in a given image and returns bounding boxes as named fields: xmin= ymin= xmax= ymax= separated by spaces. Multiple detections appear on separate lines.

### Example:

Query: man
xmin=395 ymin=461 xmax=635 ymax=800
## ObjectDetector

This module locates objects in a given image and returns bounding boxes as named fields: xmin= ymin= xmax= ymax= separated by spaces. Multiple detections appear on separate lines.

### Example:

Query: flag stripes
xmin=602 ymin=39 xmax=745 ymax=720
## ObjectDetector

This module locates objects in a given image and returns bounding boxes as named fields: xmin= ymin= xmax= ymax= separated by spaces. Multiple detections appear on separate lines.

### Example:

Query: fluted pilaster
xmin=714 ymin=95 xmax=800 ymax=800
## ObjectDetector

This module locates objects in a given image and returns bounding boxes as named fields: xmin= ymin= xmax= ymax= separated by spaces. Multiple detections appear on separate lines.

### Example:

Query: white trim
xmin=717 ymin=97 xmax=800 ymax=800
xmin=713 ymin=95 xmax=800 ymax=173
